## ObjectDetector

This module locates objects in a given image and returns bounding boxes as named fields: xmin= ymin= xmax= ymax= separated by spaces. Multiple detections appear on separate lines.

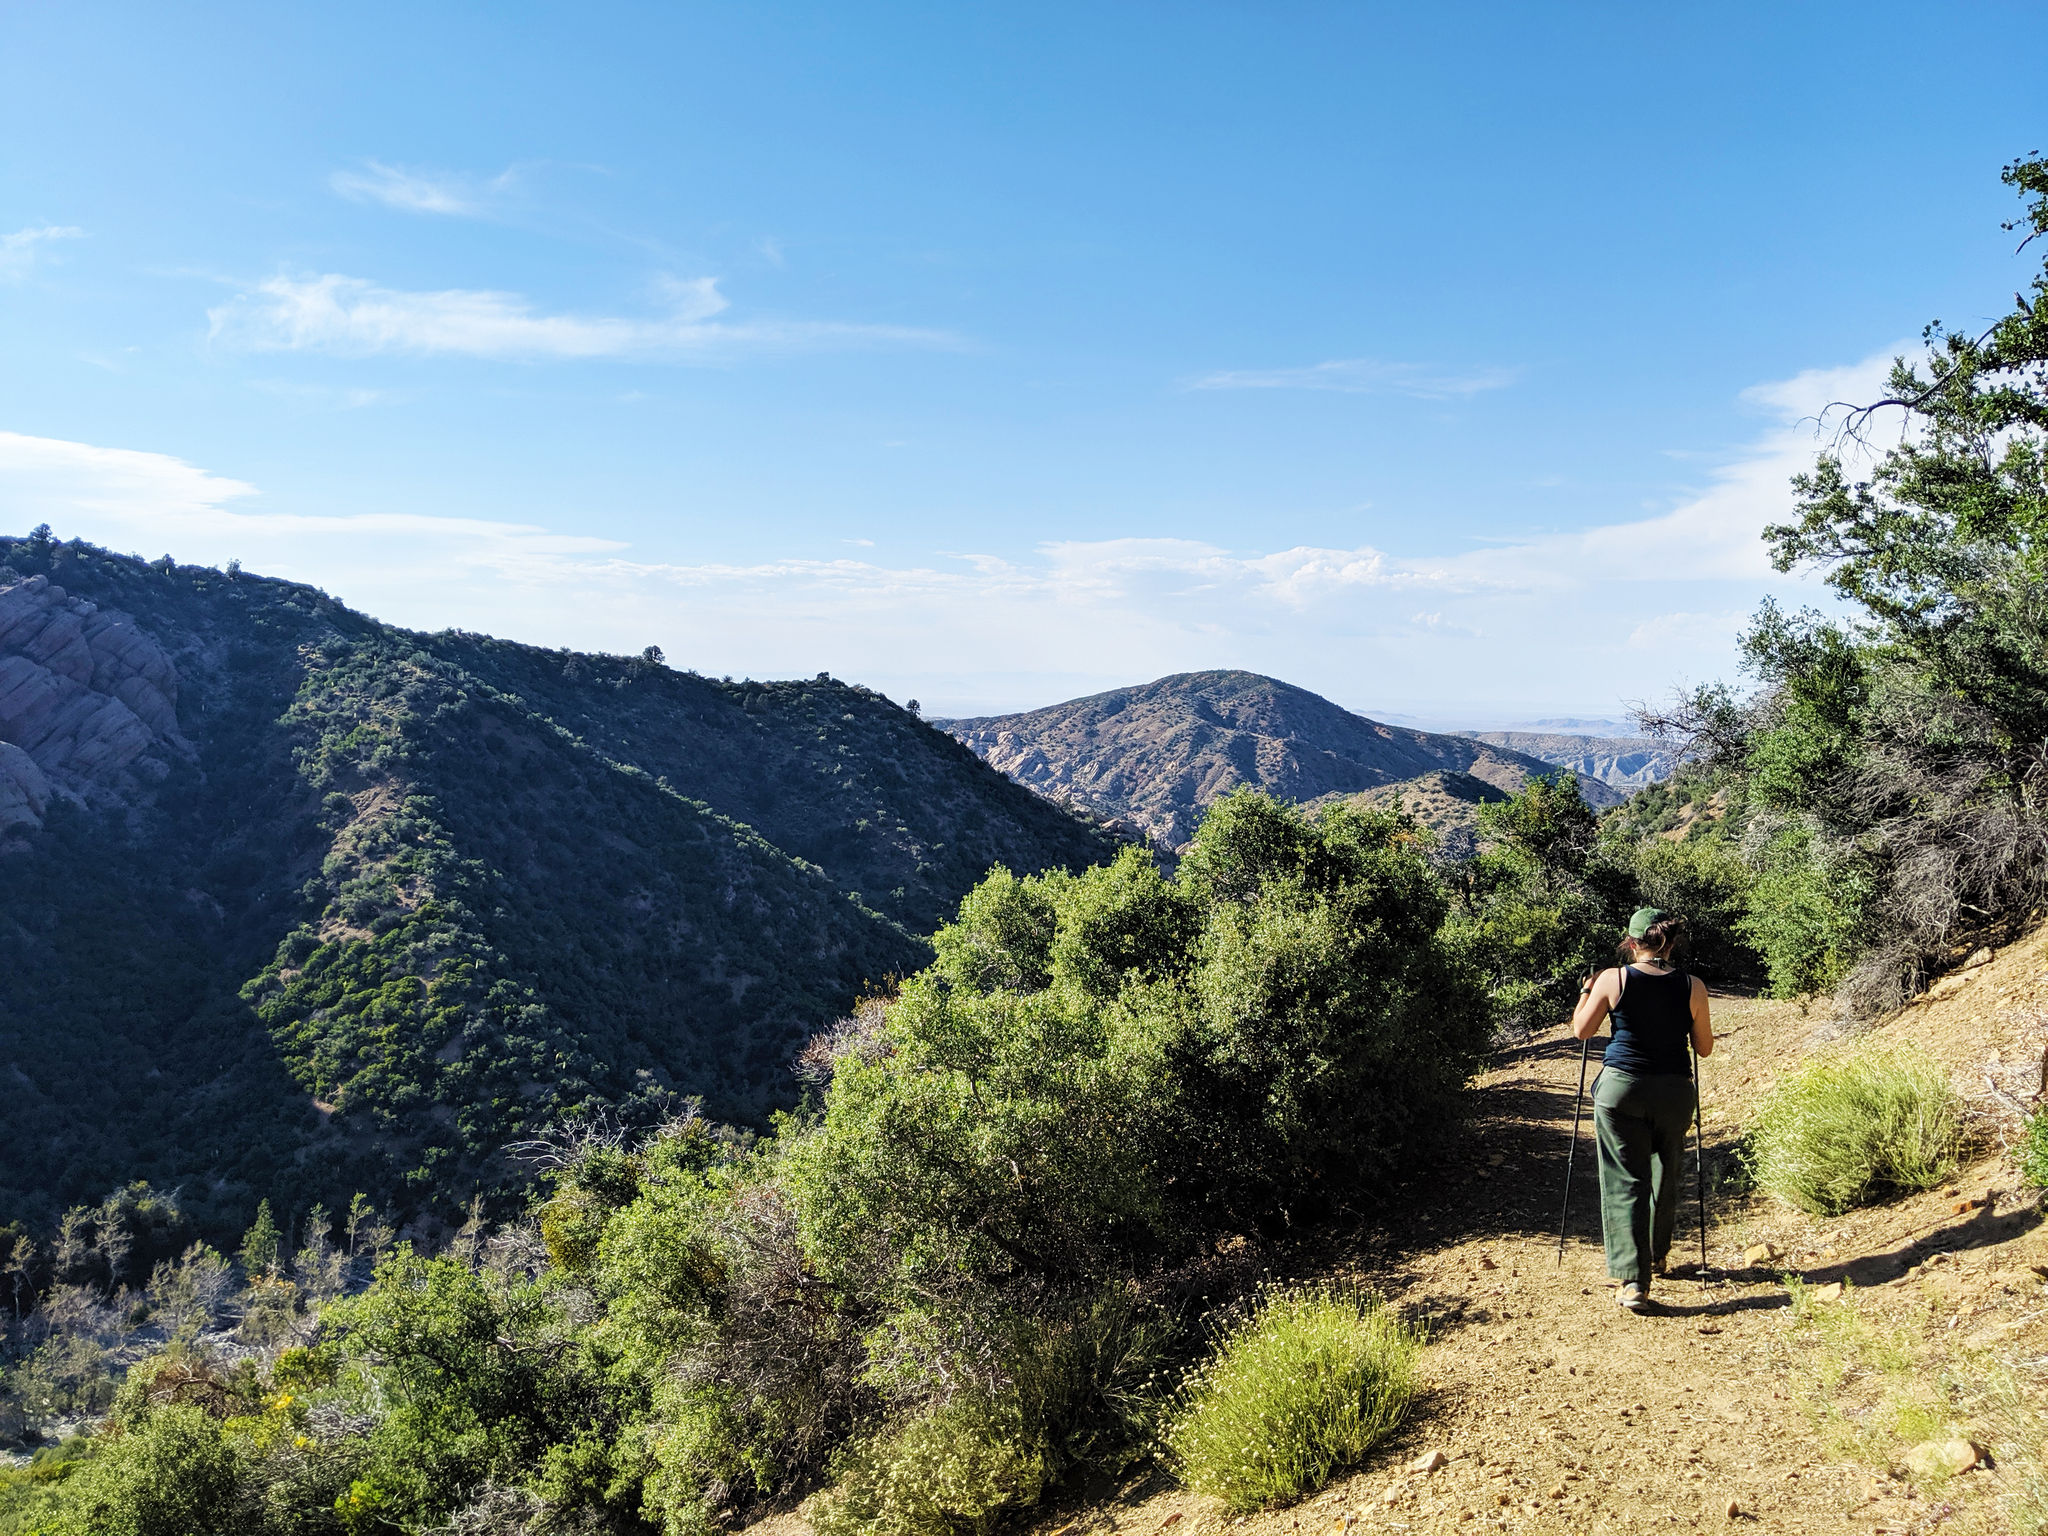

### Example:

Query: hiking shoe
xmin=1616 ymin=1283 xmax=1650 ymax=1312
xmin=1652 ymin=1255 xmax=1669 ymax=1278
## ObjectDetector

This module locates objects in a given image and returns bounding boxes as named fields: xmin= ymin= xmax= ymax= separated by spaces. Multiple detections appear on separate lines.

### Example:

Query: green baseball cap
xmin=1627 ymin=907 xmax=1665 ymax=939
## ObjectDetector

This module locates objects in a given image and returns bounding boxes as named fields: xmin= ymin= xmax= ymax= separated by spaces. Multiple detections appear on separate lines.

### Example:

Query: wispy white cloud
xmin=1186 ymin=357 xmax=1519 ymax=399
xmin=206 ymin=271 xmax=961 ymax=360
xmin=0 ymin=430 xmax=257 ymax=524
xmin=1421 ymin=346 xmax=1913 ymax=596
xmin=328 ymin=160 xmax=514 ymax=217
xmin=3 ymin=351 xmax=1897 ymax=717
xmin=248 ymin=378 xmax=389 ymax=410
xmin=0 ymin=431 xmax=620 ymax=582
xmin=0 ymin=225 xmax=84 ymax=281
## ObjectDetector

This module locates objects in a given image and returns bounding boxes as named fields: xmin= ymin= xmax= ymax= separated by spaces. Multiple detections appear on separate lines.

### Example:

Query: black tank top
xmin=1604 ymin=965 xmax=1694 ymax=1078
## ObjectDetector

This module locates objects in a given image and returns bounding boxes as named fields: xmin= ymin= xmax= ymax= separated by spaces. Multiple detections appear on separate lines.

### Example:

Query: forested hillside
xmin=941 ymin=670 xmax=1621 ymax=849
xmin=0 ymin=533 xmax=1122 ymax=1237
xmin=6 ymin=145 xmax=2048 ymax=1536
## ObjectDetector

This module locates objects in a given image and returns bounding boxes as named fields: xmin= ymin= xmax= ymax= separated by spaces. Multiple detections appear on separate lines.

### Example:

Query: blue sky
xmin=3 ymin=3 xmax=2044 ymax=724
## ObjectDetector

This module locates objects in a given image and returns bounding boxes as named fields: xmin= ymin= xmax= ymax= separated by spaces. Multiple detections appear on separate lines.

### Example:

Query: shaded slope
xmin=943 ymin=671 xmax=1619 ymax=849
xmin=0 ymin=538 xmax=1120 ymax=1233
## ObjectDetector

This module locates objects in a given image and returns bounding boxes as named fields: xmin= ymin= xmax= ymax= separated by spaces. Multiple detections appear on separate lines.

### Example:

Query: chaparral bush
xmin=1166 ymin=1285 xmax=1421 ymax=1512
xmin=1746 ymin=1047 xmax=1965 ymax=1215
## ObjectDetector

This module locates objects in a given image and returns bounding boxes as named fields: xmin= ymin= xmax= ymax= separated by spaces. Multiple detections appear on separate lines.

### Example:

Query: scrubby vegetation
xmin=1646 ymin=154 xmax=2048 ymax=1012
xmin=1745 ymin=1048 xmax=1965 ymax=1214
xmin=1165 ymin=1285 xmax=1419 ymax=1513
xmin=0 ymin=533 xmax=1120 ymax=1238
xmin=1779 ymin=1275 xmax=1945 ymax=1463
xmin=1 ymin=792 xmax=1482 ymax=1534
xmin=2015 ymin=1112 xmax=2048 ymax=1190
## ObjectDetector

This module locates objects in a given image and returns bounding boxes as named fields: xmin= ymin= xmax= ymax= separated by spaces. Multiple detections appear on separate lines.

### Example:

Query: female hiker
xmin=1569 ymin=907 xmax=1713 ymax=1313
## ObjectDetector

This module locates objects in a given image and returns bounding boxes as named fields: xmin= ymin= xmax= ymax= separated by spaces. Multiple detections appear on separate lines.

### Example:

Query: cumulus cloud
xmin=206 ymin=271 xmax=959 ymax=359
xmin=1186 ymin=357 xmax=1519 ymax=399
xmin=0 ymin=225 xmax=84 ymax=281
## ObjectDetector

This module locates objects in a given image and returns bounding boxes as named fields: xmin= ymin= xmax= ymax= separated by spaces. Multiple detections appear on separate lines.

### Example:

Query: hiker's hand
xmin=1571 ymin=969 xmax=1614 ymax=1039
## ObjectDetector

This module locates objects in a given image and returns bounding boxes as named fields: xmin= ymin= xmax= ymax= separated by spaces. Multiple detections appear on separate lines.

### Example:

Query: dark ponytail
xmin=1619 ymin=912 xmax=1686 ymax=962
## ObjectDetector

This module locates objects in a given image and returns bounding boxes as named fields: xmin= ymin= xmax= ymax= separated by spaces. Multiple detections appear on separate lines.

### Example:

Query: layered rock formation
xmin=1460 ymin=729 xmax=1679 ymax=791
xmin=0 ymin=574 xmax=185 ymax=828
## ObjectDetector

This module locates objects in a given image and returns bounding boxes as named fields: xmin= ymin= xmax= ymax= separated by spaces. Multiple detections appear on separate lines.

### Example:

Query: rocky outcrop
xmin=0 ymin=575 xmax=185 ymax=829
xmin=1460 ymin=731 xmax=1679 ymax=791
xmin=0 ymin=740 xmax=50 ymax=831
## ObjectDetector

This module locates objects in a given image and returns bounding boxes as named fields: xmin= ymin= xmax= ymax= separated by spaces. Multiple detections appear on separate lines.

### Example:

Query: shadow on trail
xmin=1781 ymin=1194 xmax=2041 ymax=1289
xmin=1641 ymin=1289 xmax=1794 ymax=1320
xmin=1308 ymin=1034 xmax=1789 ymax=1295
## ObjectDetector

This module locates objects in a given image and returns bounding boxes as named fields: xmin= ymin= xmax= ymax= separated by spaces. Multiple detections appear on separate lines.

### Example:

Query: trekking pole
xmin=1692 ymin=1039 xmax=1709 ymax=1272
xmin=1555 ymin=1034 xmax=1593 ymax=1266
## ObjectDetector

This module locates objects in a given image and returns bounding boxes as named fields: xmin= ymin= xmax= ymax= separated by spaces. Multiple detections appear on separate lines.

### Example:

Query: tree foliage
xmin=0 ymin=537 xmax=1120 ymax=1238
xmin=5 ymin=792 xmax=1488 ymax=1536
xmin=1665 ymin=154 xmax=2048 ymax=1006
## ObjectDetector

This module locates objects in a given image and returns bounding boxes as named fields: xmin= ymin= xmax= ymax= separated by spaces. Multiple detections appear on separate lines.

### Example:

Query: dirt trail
xmin=1018 ymin=979 xmax=2048 ymax=1536
xmin=749 ymin=946 xmax=2048 ymax=1536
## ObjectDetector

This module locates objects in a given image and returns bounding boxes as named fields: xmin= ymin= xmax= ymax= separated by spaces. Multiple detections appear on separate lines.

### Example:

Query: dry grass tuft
xmin=1166 ymin=1285 xmax=1420 ymax=1513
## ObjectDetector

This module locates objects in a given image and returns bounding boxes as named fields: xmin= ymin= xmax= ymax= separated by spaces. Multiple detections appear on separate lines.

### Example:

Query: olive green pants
xmin=1592 ymin=1067 xmax=1696 ymax=1287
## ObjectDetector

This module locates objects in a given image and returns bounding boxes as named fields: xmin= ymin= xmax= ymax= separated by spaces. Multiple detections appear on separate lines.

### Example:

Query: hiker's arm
xmin=1690 ymin=975 xmax=1713 ymax=1057
xmin=1571 ymin=969 xmax=1618 ymax=1039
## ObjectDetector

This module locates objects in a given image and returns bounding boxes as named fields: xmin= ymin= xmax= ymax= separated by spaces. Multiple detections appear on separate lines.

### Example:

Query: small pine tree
xmin=238 ymin=1199 xmax=281 ymax=1279
xmin=3 ymin=1233 xmax=34 ymax=1315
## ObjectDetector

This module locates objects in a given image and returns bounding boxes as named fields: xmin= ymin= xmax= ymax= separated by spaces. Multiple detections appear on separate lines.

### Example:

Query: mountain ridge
xmin=939 ymin=669 xmax=1621 ymax=849
xmin=0 ymin=536 xmax=1122 ymax=1234
xmin=1458 ymin=728 xmax=1679 ymax=791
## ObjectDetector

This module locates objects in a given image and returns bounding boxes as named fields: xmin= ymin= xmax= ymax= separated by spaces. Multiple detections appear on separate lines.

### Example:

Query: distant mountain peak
xmin=946 ymin=672 xmax=1620 ymax=850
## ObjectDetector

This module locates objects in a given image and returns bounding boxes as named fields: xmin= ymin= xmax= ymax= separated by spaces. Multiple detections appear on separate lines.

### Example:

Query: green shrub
xmin=1746 ymin=1048 xmax=1965 ymax=1214
xmin=1166 ymin=1286 xmax=1420 ymax=1512
xmin=1737 ymin=825 xmax=1872 ymax=999
xmin=795 ymin=798 xmax=1489 ymax=1304
xmin=1001 ymin=1294 xmax=1174 ymax=1479
xmin=49 ymin=1405 xmax=247 ymax=1536
xmin=806 ymin=1394 xmax=1049 ymax=1536
xmin=1448 ymin=773 xmax=1622 ymax=1032
xmin=2017 ymin=1113 xmax=2048 ymax=1190
xmin=791 ymin=1293 xmax=1170 ymax=1536
xmin=1628 ymin=834 xmax=1764 ymax=988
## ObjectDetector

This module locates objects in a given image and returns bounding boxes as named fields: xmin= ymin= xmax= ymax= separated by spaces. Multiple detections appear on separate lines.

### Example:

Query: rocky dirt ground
xmin=754 ymin=934 xmax=2048 ymax=1536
